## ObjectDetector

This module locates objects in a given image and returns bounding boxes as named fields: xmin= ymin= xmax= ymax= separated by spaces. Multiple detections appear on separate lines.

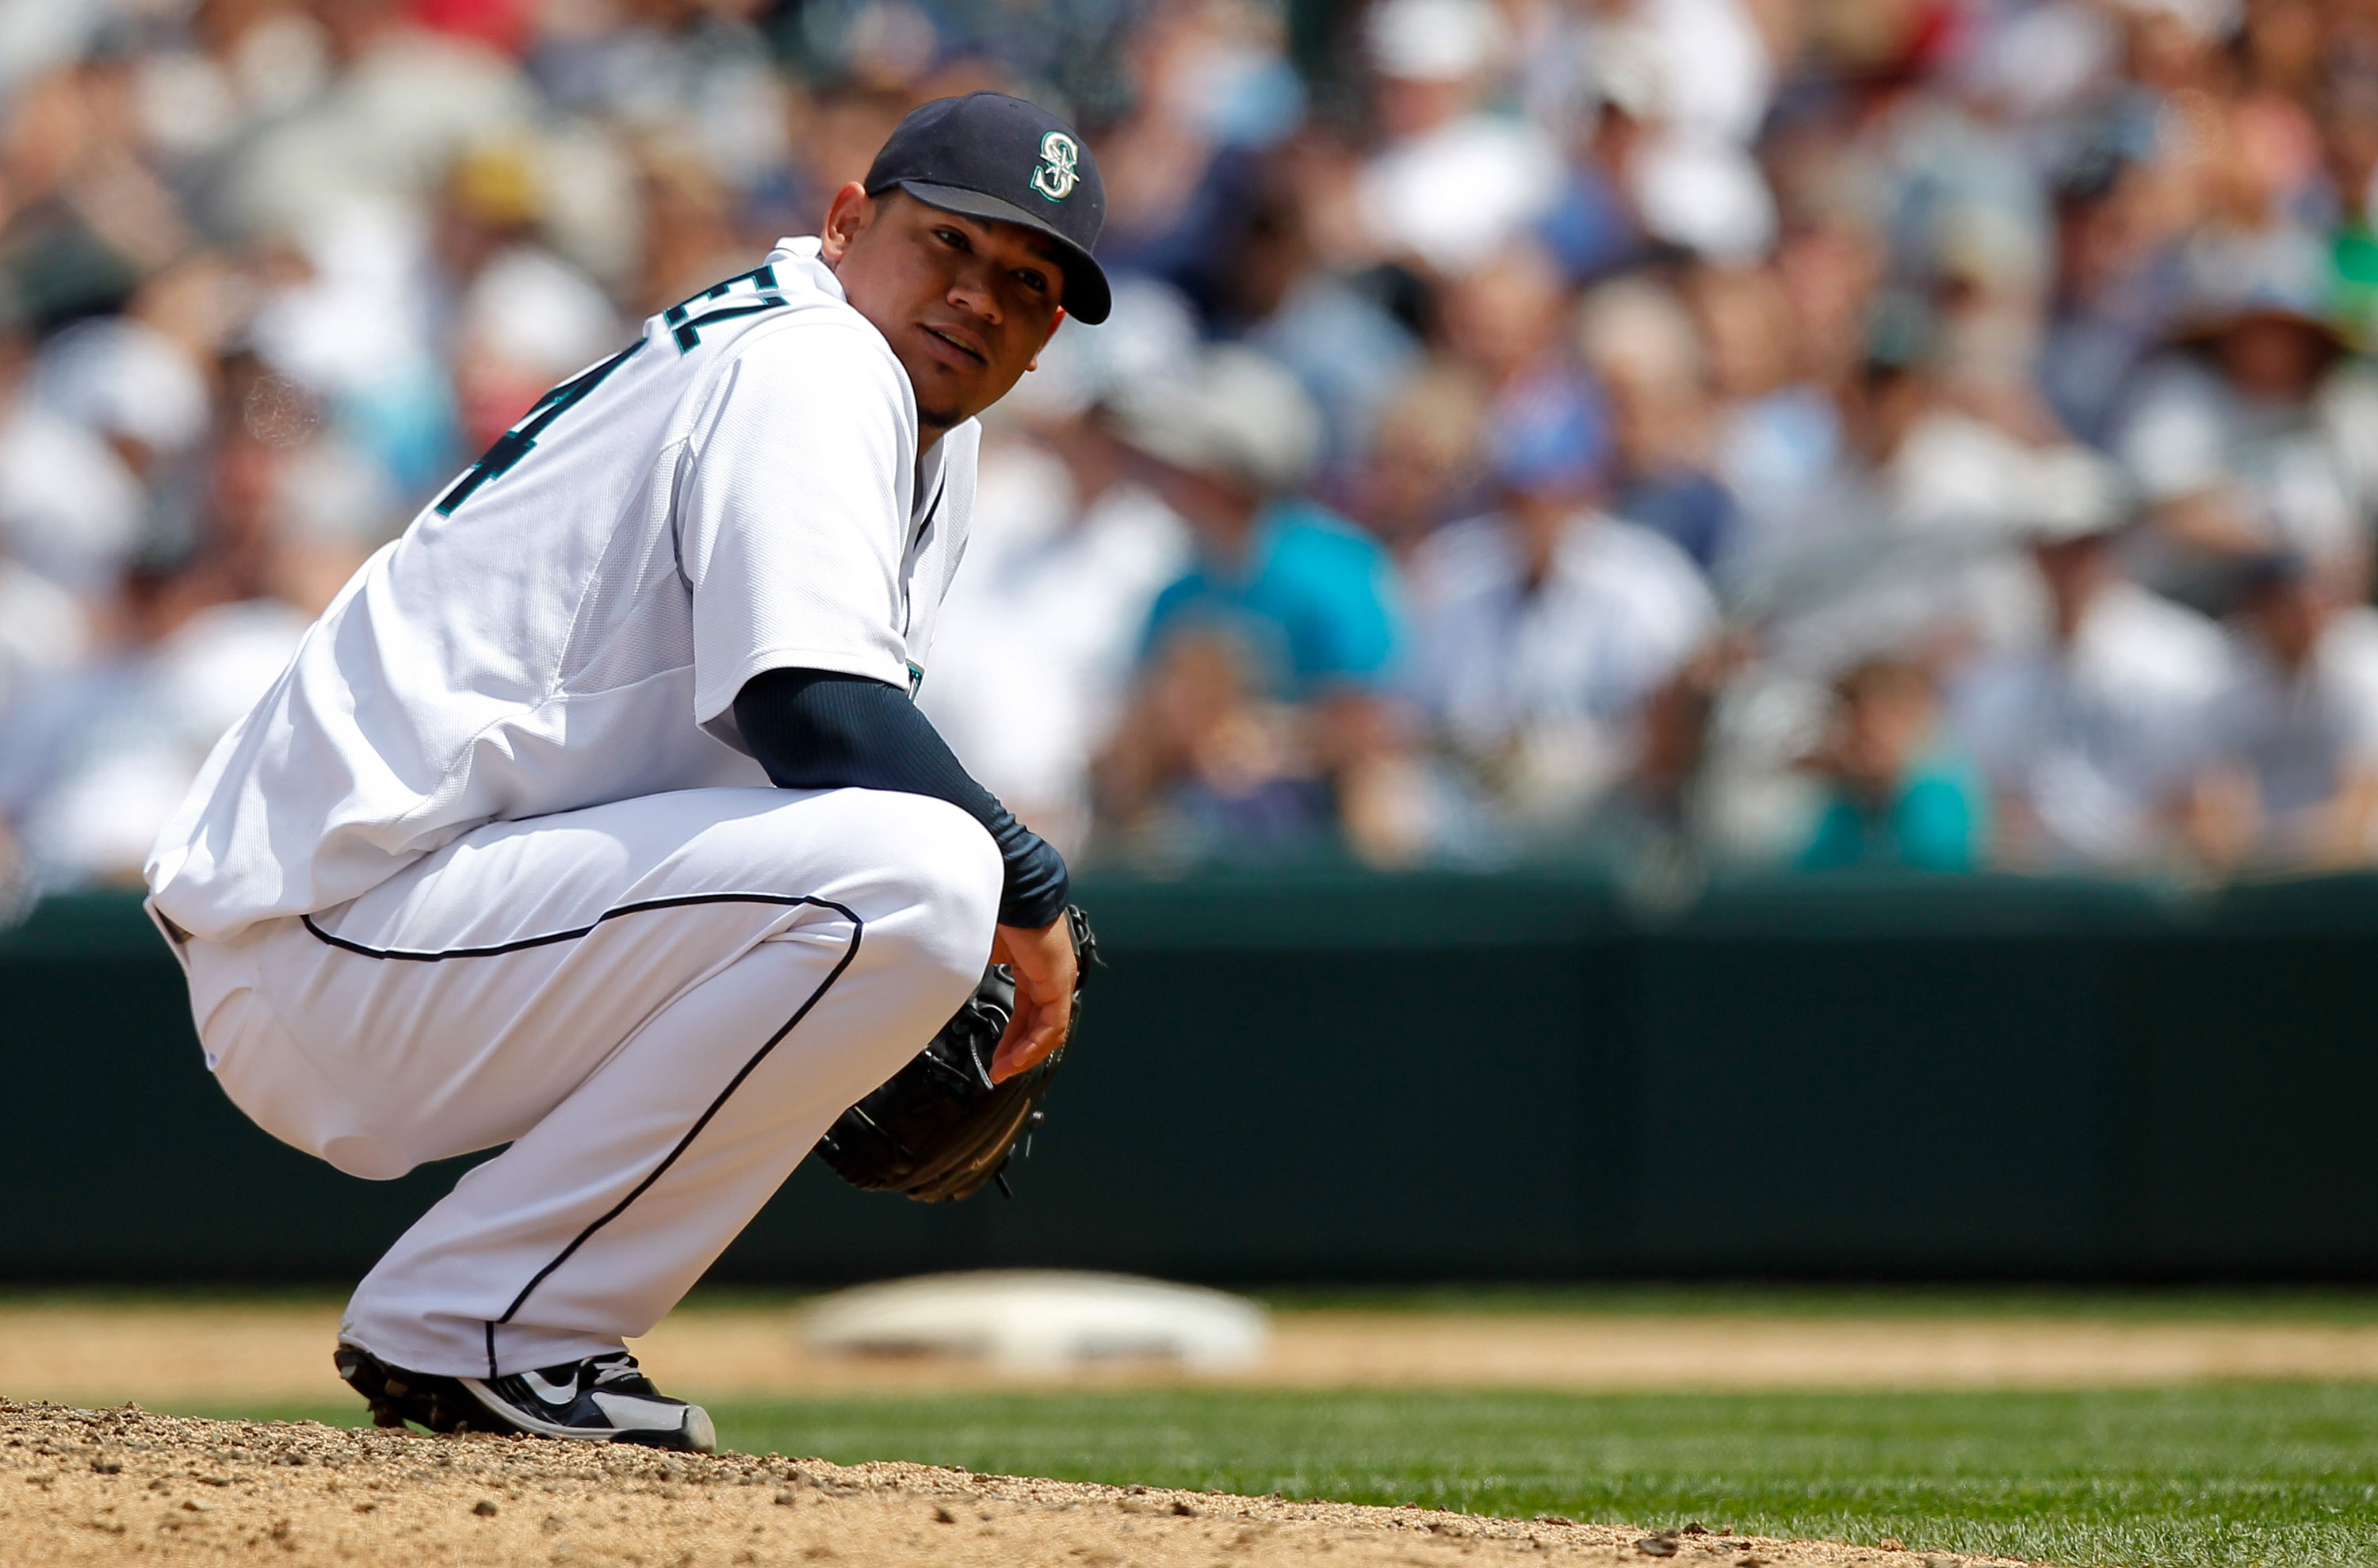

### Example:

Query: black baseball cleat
xmin=334 ymin=1343 xmax=717 ymax=1452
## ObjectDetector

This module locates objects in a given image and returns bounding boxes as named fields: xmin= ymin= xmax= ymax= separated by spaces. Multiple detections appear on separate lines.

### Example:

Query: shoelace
xmin=583 ymin=1352 xmax=647 ymax=1389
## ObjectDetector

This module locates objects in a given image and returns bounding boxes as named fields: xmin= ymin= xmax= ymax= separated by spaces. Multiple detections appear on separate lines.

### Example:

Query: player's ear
xmin=1027 ymin=306 xmax=1066 ymax=373
xmin=819 ymin=182 xmax=874 ymax=265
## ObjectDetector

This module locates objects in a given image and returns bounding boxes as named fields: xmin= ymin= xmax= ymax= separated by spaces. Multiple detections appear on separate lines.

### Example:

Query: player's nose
xmin=944 ymin=265 xmax=1000 ymax=324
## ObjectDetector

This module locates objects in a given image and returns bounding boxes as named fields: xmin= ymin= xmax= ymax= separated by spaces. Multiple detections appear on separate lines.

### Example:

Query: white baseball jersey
xmin=1951 ymin=581 xmax=2227 ymax=867
xmin=2208 ymin=606 xmax=2378 ymax=836
xmin=147 ymin=236 xmax=978 ymax=943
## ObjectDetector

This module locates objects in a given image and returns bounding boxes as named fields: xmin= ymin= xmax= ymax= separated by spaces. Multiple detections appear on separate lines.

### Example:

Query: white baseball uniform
xmin=143 ymin=237 xmax=1002 ymax=1378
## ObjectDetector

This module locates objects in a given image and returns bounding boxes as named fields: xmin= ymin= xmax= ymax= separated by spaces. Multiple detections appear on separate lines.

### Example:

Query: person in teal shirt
xmin=1798 ymin=656 xmax=1986 ymax=873
xmin=1114 ymin=346 xmax=1402 ymax=694
xmin=1140 ymin=496 xmax=1401 ymax=694
xmin=1095 ymin=346 xmax=1416 ymax=869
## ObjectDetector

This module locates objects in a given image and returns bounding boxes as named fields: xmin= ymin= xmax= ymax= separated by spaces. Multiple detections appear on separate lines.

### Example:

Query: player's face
xmin=822 ymin=186 xmax=1067 ymax=434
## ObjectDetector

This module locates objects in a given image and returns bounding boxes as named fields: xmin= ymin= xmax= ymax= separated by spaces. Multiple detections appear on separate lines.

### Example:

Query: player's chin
xmin=916 ymin=396 xmax=969 ymax=430
xmin=903 ymin=358 xmax=985 ymax=426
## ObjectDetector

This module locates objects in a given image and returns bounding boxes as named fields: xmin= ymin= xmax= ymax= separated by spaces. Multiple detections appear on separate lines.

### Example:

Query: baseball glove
xmin=815 ymin=905 xmax=1096 ymax=1203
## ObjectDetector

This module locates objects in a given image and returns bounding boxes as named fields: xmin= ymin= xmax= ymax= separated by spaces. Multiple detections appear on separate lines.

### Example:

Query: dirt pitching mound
xmin=0 ymin=1399 xmax=2020 ymax=1568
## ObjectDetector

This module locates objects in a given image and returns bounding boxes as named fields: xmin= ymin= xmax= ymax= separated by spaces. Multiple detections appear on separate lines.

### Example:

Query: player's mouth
xmin=919 ymin=323 xmax=988 ymax=366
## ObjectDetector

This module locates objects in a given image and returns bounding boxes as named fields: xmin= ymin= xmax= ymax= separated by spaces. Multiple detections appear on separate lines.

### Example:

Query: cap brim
xmin=2171 ymin=304 xmax=2348 ymax=350
xmin=1108 ymin=382 xmax=1223 ymax=477
xmin=884 ymin=179 xmax=1112 ymax=324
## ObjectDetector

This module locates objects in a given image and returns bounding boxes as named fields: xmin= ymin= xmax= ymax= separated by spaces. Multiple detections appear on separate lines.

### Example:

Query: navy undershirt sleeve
xmin=732 ymin=667 xmax=1071 ymax=930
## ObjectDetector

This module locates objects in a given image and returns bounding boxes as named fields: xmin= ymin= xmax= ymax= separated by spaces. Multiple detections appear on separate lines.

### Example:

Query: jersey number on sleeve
xmin=665 ymin=265 xmax=786 ymax=354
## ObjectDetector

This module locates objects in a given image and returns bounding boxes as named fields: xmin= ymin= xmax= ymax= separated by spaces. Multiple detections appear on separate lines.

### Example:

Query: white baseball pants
xmin=162 ymin=786 xmax=1001 ymax=1379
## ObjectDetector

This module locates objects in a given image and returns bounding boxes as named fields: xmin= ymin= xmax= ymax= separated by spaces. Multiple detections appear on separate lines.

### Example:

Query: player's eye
xmin=1014 ymin=268 xmax=1049 ymax=295
xmin=934 ymin=227 xmax=969 ymax=251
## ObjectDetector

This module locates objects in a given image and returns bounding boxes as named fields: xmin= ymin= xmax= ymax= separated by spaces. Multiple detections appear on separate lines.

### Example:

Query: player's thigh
xmin=239 ymin=786 xmax=1000 ymax=1171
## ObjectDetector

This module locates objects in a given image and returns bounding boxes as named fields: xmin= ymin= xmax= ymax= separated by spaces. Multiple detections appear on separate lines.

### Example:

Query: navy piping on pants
xmin=303 ymin=892 xmax=865 ymax=1378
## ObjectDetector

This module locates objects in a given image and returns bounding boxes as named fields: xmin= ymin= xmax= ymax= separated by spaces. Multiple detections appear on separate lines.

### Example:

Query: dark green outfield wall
xmin=4 ymin=873 xmax=2376 ymax=1283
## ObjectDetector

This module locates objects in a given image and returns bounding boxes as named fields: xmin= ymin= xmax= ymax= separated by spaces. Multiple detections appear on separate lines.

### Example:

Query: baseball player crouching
xmin=140 ymin=94 xmax=1107 ymax=1452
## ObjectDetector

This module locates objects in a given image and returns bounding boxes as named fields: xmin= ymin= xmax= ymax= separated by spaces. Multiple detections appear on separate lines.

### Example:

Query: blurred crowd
xmin=10 ymin=0 xmax=2378 ymax=908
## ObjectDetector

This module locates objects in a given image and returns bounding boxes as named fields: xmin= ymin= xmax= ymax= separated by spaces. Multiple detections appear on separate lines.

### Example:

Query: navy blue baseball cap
xmin=863 ymin=92 xmax=1112 ymax=324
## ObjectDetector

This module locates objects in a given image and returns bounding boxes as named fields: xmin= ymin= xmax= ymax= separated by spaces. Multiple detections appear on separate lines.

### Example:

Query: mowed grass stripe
xmin=189 ymin=1382 xmax=2378 ymax=1568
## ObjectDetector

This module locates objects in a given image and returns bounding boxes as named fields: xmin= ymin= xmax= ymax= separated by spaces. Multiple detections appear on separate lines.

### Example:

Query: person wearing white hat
xmin=2110 ymin=228 xmax=2378 ymax=602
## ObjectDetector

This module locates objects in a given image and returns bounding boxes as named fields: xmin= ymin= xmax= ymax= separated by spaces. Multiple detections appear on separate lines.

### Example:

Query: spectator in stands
xmin=1121 ymin=346 xmax=1403 ymax=700
xmin=1344 ymin=360 xmax=1490 ymax=570
xmin=1577 ymin=274 xmax=1743 ymax=571
xmin=1225 ymin=156 xmax=1422 ymax=479
xmin=1574 ymin=0 xmax=1776 ymax=267
xmin=0 ymin=308 xmax=144 ymax=597
xmin=1403 ymin=360 xmax=1715 ymax=832
xmin=434 ymin=142 xmax=623 ymax=456
xmin=0 ymin=539 xmax=86 ymax=729
xmin=1441 ymin=243 xmax=1604 ymax=497
xmin=2189 ymin=551 xmax=2378 ymax=872
xmin=0 ymin=548 xmax=306 ymax=895
xmin=17 ymin=0 xmax=2378 ymax=899
xmin=1952 ymin=448 xmax=2228 ymax=871
xmin=2036 ymin=159 xmax=2177 ymax=453
xmin=1087 ymin=0 xmax=1304 ymax=305
xmin=1575 ymin=640 xmax=1751 ymax=896
xmin=32 ymin=258 xmax=220 ymax=487
xmin=1799 ymin=656 xmax=1985 ymax=874
xmin=216 ymin=0 xmax=537 ymax=240
xmin=1354 ymin=0 xmax=1559 ymax=277
xmin=1090 ymin=625 xmax=1331 ymax=870
xmin=1104 ymin=346 xmax=1431 ymax=867
xmin=1690 ymin=260 xmax=1842 ymax=573
xmin=2113 ymin=234 xmax=2378 ymax=608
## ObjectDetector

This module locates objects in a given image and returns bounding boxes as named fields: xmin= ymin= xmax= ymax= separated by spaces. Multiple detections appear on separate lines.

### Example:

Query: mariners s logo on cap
xmin=1032 ymin=132 xmax=1080 ymax=201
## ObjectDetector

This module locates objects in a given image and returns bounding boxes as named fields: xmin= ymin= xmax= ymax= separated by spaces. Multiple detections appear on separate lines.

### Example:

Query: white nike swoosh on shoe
xmin=518 ymin=1370 xmax=579 ymax=1406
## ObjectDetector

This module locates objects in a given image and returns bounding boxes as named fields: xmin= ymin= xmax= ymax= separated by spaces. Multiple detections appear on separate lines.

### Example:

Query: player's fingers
xmin=990 ymin=1010 xmax=1060 ymax=1080
xmin=989 ymin=996 xmax=1068 ymax=1084
xmin=988 ymin=1031 xmax=1041 ymax=1084
xmin=986 ymin=917 xmax=1076 ymax=1082
xmin=988 ymin=996 xmax=1034 ymax=1082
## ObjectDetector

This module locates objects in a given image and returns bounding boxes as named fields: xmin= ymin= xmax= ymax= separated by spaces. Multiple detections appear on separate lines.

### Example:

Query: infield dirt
xmin=0 ymin=1398 xmax=2017 ymax=1568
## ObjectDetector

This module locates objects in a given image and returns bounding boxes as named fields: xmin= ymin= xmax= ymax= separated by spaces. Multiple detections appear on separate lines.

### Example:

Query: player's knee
xmin=730 ymin=788 xmax=1001 ymax=992
xmin=849 ymin=794 xmax=1004 ymax=986
xmin=320 ymin=1135 xmax=418 ymax=1182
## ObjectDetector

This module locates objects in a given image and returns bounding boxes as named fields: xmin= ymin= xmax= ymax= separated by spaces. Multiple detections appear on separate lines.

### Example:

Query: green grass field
xmin=199 ymin=1382 xmax=2378 ymax=1568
